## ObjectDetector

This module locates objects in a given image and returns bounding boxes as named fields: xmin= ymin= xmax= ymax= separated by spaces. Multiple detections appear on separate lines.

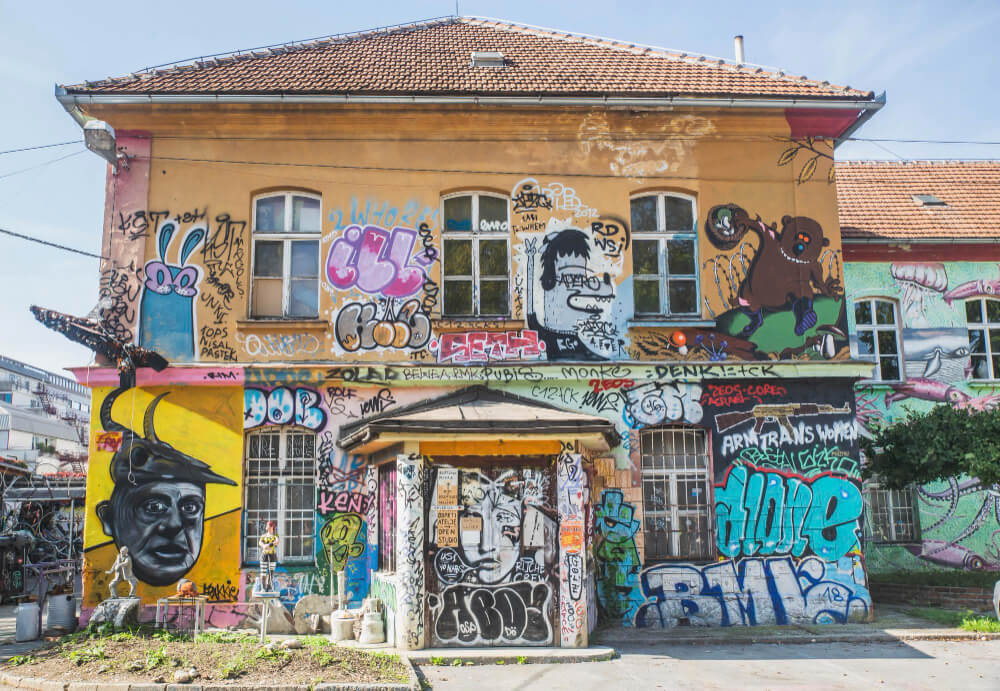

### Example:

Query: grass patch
xmin=905 ymin=606 xmax=1000 ymax=632
xmin=7 ymin=655 xmax=35 ymax=666
xmin=870 ymin=570 xmax=1000 ymax=589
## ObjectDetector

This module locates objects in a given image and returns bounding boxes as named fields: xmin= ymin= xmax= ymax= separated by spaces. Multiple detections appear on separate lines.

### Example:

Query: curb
xmin=0 ymin=656 xmax=421 ymax=691
xmin=591 ymin=631 xmax=1000 ymax=647
xmin=408 ymin=647 xmax=616 ymax=665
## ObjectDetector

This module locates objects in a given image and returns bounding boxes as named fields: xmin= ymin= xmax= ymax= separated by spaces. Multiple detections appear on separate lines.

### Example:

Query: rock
xmin=96 ymin=664 xmax=110 ymax=674
xmin=153 ymin=676 xmax=165 ymax=683
xmin=88 ymin=598 xmax=141 ymax=630
xmin=263 ymin=642 xmax=280 ymax=654
xmin=292 ymin=594 xmax=334 ymax=634
xmin=188 ymin=667 xmax=199 ymax=678
xmin=127 ymin=660 xmax=144 ymax=672
xmin=280 ymin=638 xmax=302 ymax=649
xmin=173 ymin=669 xmax=192 ymax=683
xmin=256 ymin=600 xmax=296 ymax=634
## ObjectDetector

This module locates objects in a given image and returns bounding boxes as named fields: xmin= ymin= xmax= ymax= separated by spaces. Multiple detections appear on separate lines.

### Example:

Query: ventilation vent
xmin=913 ymin=194 xmax=947 ymax=207
xmin=470 ymin=50 xmax=505 ymax=68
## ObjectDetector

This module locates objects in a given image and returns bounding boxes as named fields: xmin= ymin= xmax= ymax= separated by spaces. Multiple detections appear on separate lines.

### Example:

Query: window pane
xmin=875 ymin=301 xmax=896 ymax=325
xmin=444 ymin=196 xmax=473 ymax=232
xmin=444 ymin=279 xmax=473 ymax=315
xmin=667 ymin=238 xmax=695 ymax=274
xmin=631 ymin=196 xmax=658 ymax=232
xmin=291 ymin=240 xmax=318 ymax=278
xmin=970 ymin=355 xmax=990 ymax=379
xmin=443 ymin=239 xmax=472 ymax=276
xmin=634 ymin=279 xmax=660 ymax=314
xmin=479 ymin=196 xmax=509 ymax=232
xmin=988 ymin=300 xmax=1000 ymax=323
xmin=877 ymin=330 xmax=898 ymax=355
xmin=255 ymin=196 xmax=285 ymax=232
xmin=480 ymin=279 xmax=509 ymax=316
xmin=664 ymin=196 xmax=694 ymax=230
xmin=991 ymin=328 xmax=1000 ymax=354
xmin=254 ymin=241 xmax=283 ymax=277
xmin=879 ymin=356 xmax=900 ymax=381
xmin=633 ymin=239 xmax=660 ymax=275
xmin=966 ymin=300 xmax=983 ymax=324
xmin=289 ymin=196 xmax=320 ymax=233
xmin=669 ymin=280 xmax=697 ymax=314
xmin=252 ymin=278 xmax=282 ymax=317
xmin=479 ymin=239 xmax=508 ymax=277
xmin=857 ymin=330 xmax=875 ymax=357
xmin=969 ymin=329 xmax=986 ymax=354
xmin=289 ymin=279 xmax=318 ymax=318
xmin=855 ymin=300 xmax=873 ymax=325
xmin=994 ymin=355 xmax=1000 ymax=380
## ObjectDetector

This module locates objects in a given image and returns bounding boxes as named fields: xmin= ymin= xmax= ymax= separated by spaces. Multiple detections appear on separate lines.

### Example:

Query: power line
xmin=0 ymin=149 xmax=86 ymax=181
xmin=0 ymin=227 xmax=107 ymax=260
xmin=0 ymin=140 xmax=79 ymax=156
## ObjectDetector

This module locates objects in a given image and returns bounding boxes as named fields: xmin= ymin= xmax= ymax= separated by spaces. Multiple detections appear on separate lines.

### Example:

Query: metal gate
xmin=424 ymin=462 xmax=558 ymax=647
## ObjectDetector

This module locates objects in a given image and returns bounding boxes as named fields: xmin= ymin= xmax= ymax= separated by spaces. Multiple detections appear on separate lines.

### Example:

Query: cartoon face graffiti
xmin=460 ymin=471 xmax=523 ymax=585
xmin=539 ymin=229 xmax=614 ymax=331
xmin=96 ymin=389 xmax=236 ymax=587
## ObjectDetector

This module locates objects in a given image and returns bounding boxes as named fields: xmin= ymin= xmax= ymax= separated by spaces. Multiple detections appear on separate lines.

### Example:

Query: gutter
xmin=55 ymin=89 xmax=884 ymax=118
xmin=55 ymin=86 xmax=91 ymax=127
xmin=834 ymin=91 xmax=886 ymax=149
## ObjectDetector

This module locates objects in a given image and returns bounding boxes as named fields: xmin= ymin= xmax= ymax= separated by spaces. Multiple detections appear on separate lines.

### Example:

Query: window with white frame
xmin=641 ymin=426 xmax=713 ymax=560
xmin=966 ymin=298 xmax=1000 ymax=380
xmin=866 ymin=481 xmax=920 ymax=543
xmin=244 ymin=428 xmax=316 ymax=563
xmin=441 ymin=192 xmax=510 ymax=317
xmin=251 ymin=191 xmax=321 ymax=319
xmin=854 ymin=298 xmax=903 ymax=381
xmin=631 ymin=193 xmax=699 ymax=317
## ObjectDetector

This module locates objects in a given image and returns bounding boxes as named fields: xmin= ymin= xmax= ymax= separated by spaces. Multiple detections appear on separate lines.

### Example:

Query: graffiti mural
xmin=425 ymin=464 xmax=557 ymax=646
xmin=139 ymin=221 xmax=206 ymax=361
xmin=243 ymin=387 xmax=326 ymax=431
xmin=84 ymin=386 xmax=242 ymax=605
xmin=594 ymin=489 xmax=642 ymax=623
xmin=326 ymin=225 xmax=435 ymax=297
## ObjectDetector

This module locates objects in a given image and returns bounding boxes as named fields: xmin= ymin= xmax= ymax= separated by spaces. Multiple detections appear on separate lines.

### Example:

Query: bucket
xmin=15 ymin=602 xmax=39 ymax=642
xmin=46 ymin=594 xmax=77 ymax=632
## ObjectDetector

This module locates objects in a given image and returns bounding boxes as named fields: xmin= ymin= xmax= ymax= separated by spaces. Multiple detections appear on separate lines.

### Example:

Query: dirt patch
xmin=4 ymin=629 xmax=410 ymax=687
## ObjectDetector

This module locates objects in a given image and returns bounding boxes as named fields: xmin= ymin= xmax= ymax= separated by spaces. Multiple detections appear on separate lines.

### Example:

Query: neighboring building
xmin=0 ymin=355 xmax=89 ymax=472
xmin=839 ymin=161 xmax=1000 ymax=575
xmin=53 ymin=17 xmax=882 ymax=646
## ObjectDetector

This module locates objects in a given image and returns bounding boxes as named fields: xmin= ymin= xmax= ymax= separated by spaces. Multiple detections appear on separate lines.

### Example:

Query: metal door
xmin=425 ymin=463 xmax=558 ymax=646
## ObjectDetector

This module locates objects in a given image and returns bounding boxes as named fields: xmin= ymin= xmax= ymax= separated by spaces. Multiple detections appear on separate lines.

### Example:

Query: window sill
xmin=432 ymin=317 xmax=525 ymax=332
xmin=237 ymin=318 xmax=328 ymax=331
xmin=628 ymin=318 xmax=716 ymax=328
xmin=855 ymin=379 xmax=903 ymax=389
xmin=968 ymin=379 xmax=1000 ymax=388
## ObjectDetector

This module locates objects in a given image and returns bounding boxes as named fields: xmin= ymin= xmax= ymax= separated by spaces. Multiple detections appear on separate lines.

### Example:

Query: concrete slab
xmin=408 ymin=646 xmax=616 ymax=665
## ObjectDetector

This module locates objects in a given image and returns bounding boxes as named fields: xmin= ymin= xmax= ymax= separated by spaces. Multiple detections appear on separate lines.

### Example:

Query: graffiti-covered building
xmin=839 ymin=161 xmax=1000 ymax=576
xmin=50 ymin=17 xmax=882 ymax=647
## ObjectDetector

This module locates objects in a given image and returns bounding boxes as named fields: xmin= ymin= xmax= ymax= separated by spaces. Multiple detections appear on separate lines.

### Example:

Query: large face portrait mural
xmin=86 ymin=387 xmax=242 ymax=597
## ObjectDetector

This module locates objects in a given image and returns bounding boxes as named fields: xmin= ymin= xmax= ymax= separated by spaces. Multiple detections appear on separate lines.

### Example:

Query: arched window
xmin=631 ymin=192 xmax=698 ymax=317
xmin=966 ymin=298 xmax=1000 ymax=380
xmin=441 ymin=192 xmax=511 ymax=317
xmin=640 ymin=425 xmax=713 ymax=560
xmin=243 ymin=427 xmax=316 ymax=564
xmin=853 ymin=298 xmax=903 ymax=381
xmin=251 ymin=191 xmax=321 ymax=319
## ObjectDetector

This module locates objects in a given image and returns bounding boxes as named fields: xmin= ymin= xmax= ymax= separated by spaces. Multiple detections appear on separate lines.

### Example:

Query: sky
xmin=1 ymin=0 xmax=998 ymax=375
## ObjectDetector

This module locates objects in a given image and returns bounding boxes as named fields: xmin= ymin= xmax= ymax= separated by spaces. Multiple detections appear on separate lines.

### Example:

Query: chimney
xmin=734 ymin=35 xmax=745 ymax=65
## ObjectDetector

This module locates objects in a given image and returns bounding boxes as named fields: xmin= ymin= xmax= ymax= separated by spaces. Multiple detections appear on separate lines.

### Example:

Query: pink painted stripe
xmin=68 ymin=366 xmax=244 ymax=387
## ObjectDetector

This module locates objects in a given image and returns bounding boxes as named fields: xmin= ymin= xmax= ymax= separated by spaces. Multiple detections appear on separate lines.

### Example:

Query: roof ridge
xmin=460 ymin=15 xmax=861 ymax=95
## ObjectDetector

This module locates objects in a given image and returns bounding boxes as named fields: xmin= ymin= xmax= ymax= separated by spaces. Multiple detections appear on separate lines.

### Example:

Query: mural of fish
xmin=884 ymin=378 xmax=971 ymax=407
xmin=904 ymin=540 xmax=999 ymax=571
xmin=943 ymin=266 xmax=1000 ymax=305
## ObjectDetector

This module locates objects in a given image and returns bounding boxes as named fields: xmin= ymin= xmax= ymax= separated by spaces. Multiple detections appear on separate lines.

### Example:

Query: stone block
xmin=88 ymin=598 xmax=141 ymax=630
xmin=292 ymin=594 xmax=333 ymax=634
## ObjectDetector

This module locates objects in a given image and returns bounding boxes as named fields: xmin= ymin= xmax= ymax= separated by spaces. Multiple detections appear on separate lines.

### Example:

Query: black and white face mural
xmin=425 ymin=465 xmax=558 ymax=646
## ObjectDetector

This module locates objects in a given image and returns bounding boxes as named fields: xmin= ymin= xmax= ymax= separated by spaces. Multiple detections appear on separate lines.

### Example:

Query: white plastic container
xmin=15 ymin=602 xmax=40 ymax=642
xmin=46 ymin=594 xmax=77 ymax=632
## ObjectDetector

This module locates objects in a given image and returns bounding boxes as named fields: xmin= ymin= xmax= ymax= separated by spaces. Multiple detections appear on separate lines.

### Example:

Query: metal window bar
xmin=377 ymin=463 xmax=397 ymax=572
xmin=867 ymin=483 xmax=919 ymax=543
xmin=640 ymin=426 xmax=713 ymax=560
xmin=244 ymin=429 xmax=315 ymax=564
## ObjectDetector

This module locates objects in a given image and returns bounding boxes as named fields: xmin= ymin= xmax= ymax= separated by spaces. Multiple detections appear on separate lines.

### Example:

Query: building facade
xmin=840 ymin=161 xmax=1000 ymax=577
xmin=54 ymin=18 xmax=881 ymax=647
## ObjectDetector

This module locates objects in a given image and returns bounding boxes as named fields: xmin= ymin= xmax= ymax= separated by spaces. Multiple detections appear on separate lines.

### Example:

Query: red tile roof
xmin=837 ymin=161 xmax=1000 ymax=241
xmin=63 ymin=17 xmax=873 ymax=100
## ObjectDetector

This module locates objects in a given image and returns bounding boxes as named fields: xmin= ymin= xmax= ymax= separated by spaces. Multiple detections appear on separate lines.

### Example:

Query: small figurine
xmin=106 ymin=545 xmax=138 ymax=598
xmin=176 ymin=579 xmax=197 ymax=597
xmin=258 ymin=520 xmax=278 ymax=592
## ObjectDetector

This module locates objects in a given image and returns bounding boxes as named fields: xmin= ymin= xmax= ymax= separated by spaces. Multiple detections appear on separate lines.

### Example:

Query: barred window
xmin=641 ymin=426 xmax=713 ymax=560
xmin=244 ymin=428 xmax=316 ymax=563
xmin=377 ymin=463 xmax=397 ymax=572
xmin=854 ymin=298 xmax=903 ymax=381
xmin=867 ymin=481 xmax=920 ymax=543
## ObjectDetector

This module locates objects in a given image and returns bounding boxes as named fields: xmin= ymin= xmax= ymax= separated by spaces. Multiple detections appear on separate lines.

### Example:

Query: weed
xmin=905 ymin=607 xmax=973 ymax=627
xmin=68 ymin=644 xmax=106 ymax=666
xmin=7 ymin=655 xmax=35 ymax=666
xmin=517 ymin=655 xmax=528 ymax=665
xmin=496 ymin=659 xmax=506 ymax=665
xmin=145 ymin=644 xmax=169 ymax=669
xmin=195 ymin=630 xmax=250 ymax=644
xmin=429 ymin=655 xmax=445 ymax=666
xmin=961 ymin=616 xmax=1000 ymax=633
xmin=451 ymin=658 xmax=463 ymax=666
xmin=311 ymin=647 xmax=337 ymax=667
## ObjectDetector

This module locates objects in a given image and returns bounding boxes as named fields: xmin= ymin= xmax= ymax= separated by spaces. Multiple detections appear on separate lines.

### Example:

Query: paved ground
xmin=418 ymin=639 xmax=1000 ymax=690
